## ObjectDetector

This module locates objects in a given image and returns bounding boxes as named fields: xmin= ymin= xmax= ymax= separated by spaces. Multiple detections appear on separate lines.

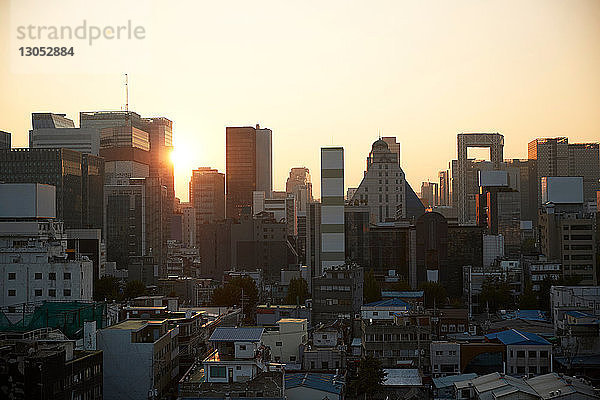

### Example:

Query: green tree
xmin=479 ymin=277 xmax=513 ymax=312
xmin=419 ymin=281 xmax=447 ymax=308
xmin=519 ymin=283 xmax=538 ymax=309
xmin=93 ymin=276 xmax=121 ymax=301
xmin=363 ymin=269 xmax=382 ymax=304
xmin=285 ymin=277 xmax=310 ymax=305
xmin=212 ymin=276 xmax=259 ymax=324
xmin=124 ymin=280 xmax=146 ymax=299
xmin=538 ymin=275 xmax=582 ymax=311
xmin=347 ymin=355 xmax=387 ymax=398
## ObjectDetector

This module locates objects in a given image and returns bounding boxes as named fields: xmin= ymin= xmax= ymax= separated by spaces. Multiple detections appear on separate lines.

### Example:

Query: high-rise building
xmin=253 ymin=191 xmax=297 ymax=236
xmin=182 ymin=204 xmax=196 ymax=248
xmin=528 ymin=138 xmax=600 ymax=205
xmin=368 ymin=221 xmax=415 ymax=286
xmin=189 ymin=167 xmax=225 ymax=225
xmin=420 ymin=181 xmax=439 ymax=208
xmin=305 ymin=201 xmax=322 ymax=280
xmin=416 ymin=212 xmax=448 ymax=285
xmin=382 ymin=136 xmax=401 ymax=166
xmin=320 ymin=147 xmax=345 ymax=273
xmin=0 ymin=148 xmax=104 ymax=231
xmin=226 ymin=124 xmax=273 ymax=220
xmin=29 ymin=113 xmax=100 ymax=155
xmin=439 ymin=170 xmax=450 ymax=206
xmin=456 ymin=133 xmax=504 ymax=224
xmin=344 ymin=205 xmax=371 ymax=268
xmin=286 ymin=167 xmax=313 ymax=213
xmin=0 ymin=130 xmax=11 ymax=149
xmin=349 ymin=139 xmax=407 ymax=222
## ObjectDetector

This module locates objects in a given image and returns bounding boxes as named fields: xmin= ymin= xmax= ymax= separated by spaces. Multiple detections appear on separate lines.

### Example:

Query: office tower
xmin=0 ymin=183 xmax=93 ymax=307
xmin=189 ymin=167 xmax=225 ymax=225
xmin=143 ymin=117 xmax=175 ymax=219
xmin=104 ymin=176 xmax=167 ymax=277
xmin=368 ymin=221 xmax=415 ymax=285
xmin=439 ymin=170 xmax=450 ymax=206
xmin=420 ymin=181 xmax=439 ymax=208
xmin=416 ymin=212 xmax=448 ymax=285
xmin=504 ymin=159 xmax=538 ymax=225
xmin=0 ymin=148 xmax=104 ymax=230
xmin=538 ymin=177 xmax=597 ymax=285
xmin=349 ymin=139 xmax=407 ymax=222
xmin=0 ymin=131 xmax=10 ymax=149
xmin=255 ymin=125 xmax=273 ymax=196
xmin=344 ymin=205 xmax=371 ymax=267
xmin=253 ymin=191 xmax=297 ymax=236
xmin=29 ymin=113 xmax=100 ymax=155
xmin=528 ymin=138 xmax=600 ymax=205
xmin=305 ymin=201 xmax=322 ymax=279
xmin=382 ymin=136 xmax=401 ymax=166
xmin=320 ymin=147 xmax=345 ymax=273
xmin=226 ymin=125 xmax=273 ymax=219
xmin=286 ymin=167 xmax=313 ymax=213
xmin=457 ymin=133 xmax=504 ymax=224
xmin=447 ymin=225 xmax=484 ymax=297
xmin=182 ymin=204 xmax=196 ymax=247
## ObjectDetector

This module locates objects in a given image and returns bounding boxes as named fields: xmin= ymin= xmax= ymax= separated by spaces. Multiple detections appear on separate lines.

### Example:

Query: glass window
xmin=64 ymin=289 xmax=71 ymax=297
xmin=35 ymin=272 xmax=42 ymax=280
xmin=8 ymin=272 xmax=16 ymax=280
xmin=8 ymin=289 xmax=16 ymax=296
xmin=210 ymin=366 xmax=226 ymax=378
xmin=64 ymin=273 xmax=71 ymax=280
xmin=35 ymin=289 xmax=42 ymax=296
xmin=49 ymin=289 xmax=56 ymax=297
xmin=49 ymin=273 xmax=56 ymax=280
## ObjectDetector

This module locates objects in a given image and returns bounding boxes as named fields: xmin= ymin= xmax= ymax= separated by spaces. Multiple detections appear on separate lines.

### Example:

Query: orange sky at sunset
xmin=1 ymin=0 xmax=599 ymax=201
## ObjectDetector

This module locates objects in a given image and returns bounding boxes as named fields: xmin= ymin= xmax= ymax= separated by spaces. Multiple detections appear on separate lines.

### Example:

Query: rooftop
xmin=485 ymin=329 xmax=550 ymax=346
xmin=501 ymin=309 xmax=548 ymax=322
xmin=433 ymin=373 xmax=478 ymax=389
xmin=527 ymin=373 xmax=597 ymax=399
xmin=381 ymin=290 xmax=424 ymax=298
xmin=382 ymin=369 xmax=422 ymax=387
xmin=209 ymin=327 xmax=264 ymax=342
xmin=285 ymin=373 xmax=344 ymax=395
xmin=364 ymin=298 xmax=411 ymax=308
xmin=105 ymin=319 xmax=165 ymax=331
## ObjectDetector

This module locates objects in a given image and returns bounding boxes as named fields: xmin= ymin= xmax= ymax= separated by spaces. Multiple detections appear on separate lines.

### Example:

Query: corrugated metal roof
xmin=209 ymin=327 xmax=264 ymax=342
xmin=381 ymin=290 xmax=424 ymax=298
xmin=285 ymin=373 xmax=344 ymax=394
xmin=382 ymin=369 xmax=422 ymax=386
xmin=364 ymin=298 xmax=411 ymax=308
xmin=433 ymin=373 xmax=478 ymax=389
xmin=485 ymin=329 xmax=550 ymax=346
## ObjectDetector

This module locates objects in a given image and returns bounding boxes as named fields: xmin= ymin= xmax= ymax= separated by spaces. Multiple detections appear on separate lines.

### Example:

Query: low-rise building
xmin=431 ymin=341 xmax=461 ymax=378
xmin=485 ymin=329 xmax=552 ymax=376
xmin=312 ymin=264 xmax=363 ymax=325
xmin=285 ymin=372 xmax=345 ymax=400
xmin=256 ymin=304 xmax=310 ymax=326
xmin=262 ymin=318 xmax=308 ymax=367
xmin=97 ymin=319 xmax=179 ymax=400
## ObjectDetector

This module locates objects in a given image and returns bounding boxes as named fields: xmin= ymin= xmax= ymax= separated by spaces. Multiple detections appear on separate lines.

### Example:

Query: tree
xmin=285 ymin=277 xmax=310 ymax=305
xmin=538 ymin=275 xmax=581 ymax=311
xmin=212 ymin=276 xmax=259 ymax=324
xmin=93 ymin=276 xmax=121 ymax=301
xmin=363 ymin=269 xmax=381 ymax=304
xmin=347 ymin=355 xmax=387 ymax=398
xmin=419 ymin=281 xmax=447 ymax=308
xmin=519 ymin=283 xmax=538 ymax=309
xmin=479 ymin=277 xmax=513 ymax=312
xmin=124 ymin=280 xmax=146 ymax=299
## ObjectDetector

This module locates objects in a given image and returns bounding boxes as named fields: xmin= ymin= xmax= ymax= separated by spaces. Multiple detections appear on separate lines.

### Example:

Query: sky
xmin=1 ymin=0 xmax=599 ymax=201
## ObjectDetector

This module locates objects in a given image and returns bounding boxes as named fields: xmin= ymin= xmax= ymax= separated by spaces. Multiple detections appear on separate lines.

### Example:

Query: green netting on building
xmin=0 ymin=301 xmax=106 ymax=339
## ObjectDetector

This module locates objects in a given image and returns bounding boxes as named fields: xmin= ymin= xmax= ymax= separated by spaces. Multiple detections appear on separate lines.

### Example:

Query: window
xmin=64 ymin=289 xmax=71 ymax=297
xmin=236 ymin=366 xmax=241 ymax=370
xmin=8 ymin=289 xmax=16 ymax=297
xmin=210 ymin=366 xmax=226 ymax=378
xmin=322 ymin=361 xmax=329 ymax=369
xmin=239 ymin=345 xmax=246 ymax=350
xmin=517 ymin=366 xmax=525 ymax=374
xmin=35 ymin=272 xmax=42 ymax=280
xmin=517 ymin=351 xmax=525 ymax=358
xmin=528 ymin=351 xmax=537 ymax=358
xmin=49 ymin=273 xmax=56 ymax=280
xmin=290 ymin=356 xmax=296 ymax=362
xmin=436 ymin=351 xmax=443 ymax=356
xmin=49 ymin=289 xmax=56 ymax=297
xmin=276 ymin=342 xmax=282 ymax=346
xmin=528 ymin=366 xmax=537 ymax=374
xmin=539 ymin=351 xmax=548 ymax=358
xmin=35 ymin=289 xmax=42 ymax=296
xmin=64 ymin=273 xmax=71 ymax=280
xmin=8 ymin=272 xmax=16 ymax=280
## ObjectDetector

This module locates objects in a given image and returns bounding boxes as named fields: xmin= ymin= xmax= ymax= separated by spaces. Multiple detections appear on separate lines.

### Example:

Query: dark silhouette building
xmin=416 ymin=212 xmax=448 ymax=286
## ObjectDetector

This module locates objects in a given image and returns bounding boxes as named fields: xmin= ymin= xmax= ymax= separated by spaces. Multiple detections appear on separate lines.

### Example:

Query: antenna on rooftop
xmin=124 ymin=73 xmax=129 ymax=112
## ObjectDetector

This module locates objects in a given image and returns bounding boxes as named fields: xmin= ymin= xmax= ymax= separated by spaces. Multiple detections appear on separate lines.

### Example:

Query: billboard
xmin=541 ymin=176 xmax=583 ymax=204
xmin=0 ymin=183 xmax=56 ymax=218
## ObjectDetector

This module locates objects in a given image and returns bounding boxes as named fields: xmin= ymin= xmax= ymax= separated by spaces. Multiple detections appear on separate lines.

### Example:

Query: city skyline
xmin=1 ymin=0 xmax=600 ymax=202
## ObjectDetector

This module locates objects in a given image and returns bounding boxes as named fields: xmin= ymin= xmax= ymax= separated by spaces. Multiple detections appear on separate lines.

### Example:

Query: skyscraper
xmin=420 ymin=181 xmax=439 ymax=208
xmin=189 ymin=167 xmax=225 ymax=225
xmin=286 ymin=167 xmax=313 ymax=213
xmin=438 ymin=170 xmax=450 ymax=206
xmin=29 ymin=113 xmax=100 ymax=155
xmin=528 ymin=138 xmax=600 ymax=205
xmin=349 ymin=139 xmax=407 ymax=222
xmin=0 ymin=131 xmax=11 ymax=149
xmin=320 ymin=147 xmax=345 ymax=273
xmin=226 ymin=124 xmax=273 ymax=219
xmin=0 ymin=148 xmax=104 ymax=231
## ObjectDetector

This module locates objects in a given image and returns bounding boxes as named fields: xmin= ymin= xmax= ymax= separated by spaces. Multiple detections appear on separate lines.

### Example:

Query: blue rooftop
xmin=566 ymin=310 xmax=596 ymax=319
xmin=485 ymin=329 xmax=550 ymax=346
xmin=209 ymin=327 xmax=264 ymax=342
xmin=381 ymin=290 xmax=424 ymax=298
xmin=501 ymin=310 xmax=548 ymax=321
xmin=364 ymin=298 xmax=411 ymax=308
xmin=285 ymin=373 xmax=344 ymax=395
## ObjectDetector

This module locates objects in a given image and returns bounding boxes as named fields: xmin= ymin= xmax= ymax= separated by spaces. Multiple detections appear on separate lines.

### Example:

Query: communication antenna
xmin=124 ymin=73 xmax=129 ymax=112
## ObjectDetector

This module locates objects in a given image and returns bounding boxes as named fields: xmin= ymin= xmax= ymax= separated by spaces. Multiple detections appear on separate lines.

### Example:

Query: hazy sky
xmin=1 ymin=0 xmax=599 ymax=201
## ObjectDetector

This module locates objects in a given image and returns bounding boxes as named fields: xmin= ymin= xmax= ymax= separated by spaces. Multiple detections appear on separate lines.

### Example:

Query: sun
xmin=170 ymin=144 xmax=197 ymax=173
